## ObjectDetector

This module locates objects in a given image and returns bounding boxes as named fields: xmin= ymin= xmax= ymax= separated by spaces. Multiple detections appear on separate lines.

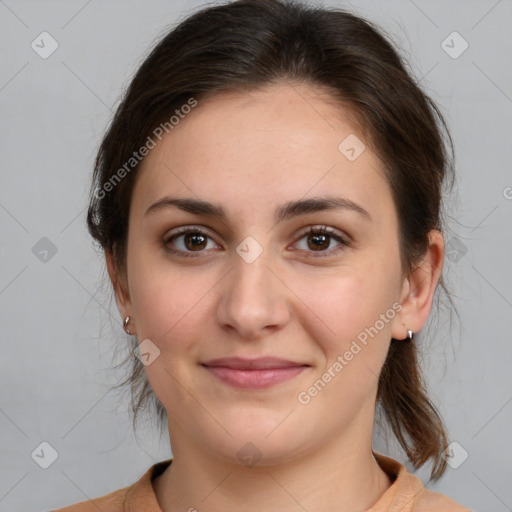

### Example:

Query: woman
xmin=54 ymin=0 xmax=470 ymax=510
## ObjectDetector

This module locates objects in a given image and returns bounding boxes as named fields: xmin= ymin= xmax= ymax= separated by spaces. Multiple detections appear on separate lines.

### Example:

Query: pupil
xmin=186 ymin=233 xmax=206 ymax=250
xmin=310 ymin=234 xmax=328 ymax=250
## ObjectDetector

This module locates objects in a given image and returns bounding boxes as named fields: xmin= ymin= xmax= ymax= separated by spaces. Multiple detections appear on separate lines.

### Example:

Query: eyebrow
xmin=144 ymin=195 xmax=372 ymax=224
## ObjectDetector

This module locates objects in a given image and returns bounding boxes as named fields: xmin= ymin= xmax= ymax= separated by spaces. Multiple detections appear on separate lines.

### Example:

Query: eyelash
xmin=163 ymin=225 xmax=350 ymax=258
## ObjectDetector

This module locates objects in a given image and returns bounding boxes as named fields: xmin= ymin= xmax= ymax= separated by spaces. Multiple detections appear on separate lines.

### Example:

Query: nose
xmin=215 ymin=246 xmax=291 ymax=341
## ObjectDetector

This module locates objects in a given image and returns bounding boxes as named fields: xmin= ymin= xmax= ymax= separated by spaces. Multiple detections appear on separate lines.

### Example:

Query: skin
xmin=106 ymin=81 xmax=444 ymax=512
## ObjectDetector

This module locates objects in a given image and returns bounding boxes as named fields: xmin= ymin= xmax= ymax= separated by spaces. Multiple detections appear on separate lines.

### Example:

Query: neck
xmin=153 ymin=425 xmax=392 ymax=512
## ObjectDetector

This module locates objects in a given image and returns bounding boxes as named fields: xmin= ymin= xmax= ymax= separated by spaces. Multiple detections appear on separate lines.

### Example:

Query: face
xmin=114 ymin=82 xmax=413 ymax=465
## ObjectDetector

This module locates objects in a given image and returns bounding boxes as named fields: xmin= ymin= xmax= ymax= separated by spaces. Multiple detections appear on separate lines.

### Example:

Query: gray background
xmin=1 ymin=0 xmax=511 ymax=510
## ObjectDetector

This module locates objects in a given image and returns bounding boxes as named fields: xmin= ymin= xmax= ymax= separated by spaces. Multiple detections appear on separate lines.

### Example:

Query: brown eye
xmin=163 ymin=227 xmax=218 ymax=257
xmin=294 ymin=226 xmax=349 ymax=256
xmin=182 ymin=232 xmax=208 ymax=251
xmin=306 ymin=232 xmax=330 ymax=251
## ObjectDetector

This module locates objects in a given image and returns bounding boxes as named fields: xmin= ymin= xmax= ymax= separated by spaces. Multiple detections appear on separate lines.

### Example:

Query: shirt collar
xmin=124 ymin=451 xmax=426 ymax=512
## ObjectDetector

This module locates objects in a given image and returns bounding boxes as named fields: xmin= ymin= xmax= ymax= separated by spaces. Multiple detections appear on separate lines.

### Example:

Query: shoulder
xmin=372 ymin=451 xmax=471 ymax=512
xmin=50 ymin=459 xmax=172 ymax=512
xmin=414 ymin=487 xmax=472 ymax=511
xmin=51 ymin=486 xmax=128 ymax=511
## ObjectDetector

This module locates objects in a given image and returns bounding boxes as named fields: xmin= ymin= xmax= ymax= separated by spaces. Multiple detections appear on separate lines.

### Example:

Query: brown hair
xmin=88 ymin=0 xmax=455 ymax=480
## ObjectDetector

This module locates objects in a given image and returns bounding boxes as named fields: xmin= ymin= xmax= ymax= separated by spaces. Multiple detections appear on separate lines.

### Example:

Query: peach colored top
xmin=52 ymin=452 xmax=471 ymax=511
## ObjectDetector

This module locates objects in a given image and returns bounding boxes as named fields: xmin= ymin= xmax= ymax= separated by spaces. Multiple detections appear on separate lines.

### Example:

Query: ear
xmin=391 ymin=230 xmax=444 ymax=340
xmin=105 ymin=246 xmax=132 ymax=320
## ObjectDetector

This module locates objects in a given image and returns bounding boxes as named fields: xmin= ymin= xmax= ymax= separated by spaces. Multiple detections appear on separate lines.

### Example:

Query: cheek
xmin=127 ymin=261 xmax=213 ymax=412
xmin=125 ymin=238 xmax=198 ymax=339
xmin=297 ymin=262 xmax=399 ymax=394
xmin=298 ymin=262 xmax=397 ymax=346
xmin=129 ymin=264 xmax=209 ymax=348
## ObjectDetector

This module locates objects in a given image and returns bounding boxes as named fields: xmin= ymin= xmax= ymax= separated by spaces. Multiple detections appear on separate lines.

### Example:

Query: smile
xmin=201 ymin=364 xmax=309 ymax=389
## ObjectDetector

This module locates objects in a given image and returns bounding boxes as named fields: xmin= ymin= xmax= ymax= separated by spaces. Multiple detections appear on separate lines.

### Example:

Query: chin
xmin=204 ymin=419 xmax=310 ymax=467
xmin=212 ymin=438 xmax=302 ymax=468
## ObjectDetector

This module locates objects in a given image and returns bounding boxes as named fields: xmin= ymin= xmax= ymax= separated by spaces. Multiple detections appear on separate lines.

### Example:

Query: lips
xmin=201 ymin=356 xmax=309 ymax=370
xmin=201 ymin=357 xmax=310 ymax=389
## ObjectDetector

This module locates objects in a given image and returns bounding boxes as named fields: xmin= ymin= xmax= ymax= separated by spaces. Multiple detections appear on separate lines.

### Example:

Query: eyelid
xmin=295 ymin=224 xmax=351 ymax=244
xmin=163 ymin=225 xmax=216 ymax=242
xmin=163 ymin=225 xmax=221 ymax=247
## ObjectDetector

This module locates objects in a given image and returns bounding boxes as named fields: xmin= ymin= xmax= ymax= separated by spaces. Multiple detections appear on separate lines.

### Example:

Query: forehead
xmin=131 ymin=82 xmax=394 ymax=227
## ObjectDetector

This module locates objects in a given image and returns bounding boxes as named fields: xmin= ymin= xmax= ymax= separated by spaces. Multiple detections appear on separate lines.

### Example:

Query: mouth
xmin=200 ymin=357 xmax=311 ymax=389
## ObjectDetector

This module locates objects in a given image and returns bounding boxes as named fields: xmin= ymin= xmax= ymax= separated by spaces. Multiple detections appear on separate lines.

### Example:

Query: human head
xmin=88 ymin=0 xmax=454 ymax=480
